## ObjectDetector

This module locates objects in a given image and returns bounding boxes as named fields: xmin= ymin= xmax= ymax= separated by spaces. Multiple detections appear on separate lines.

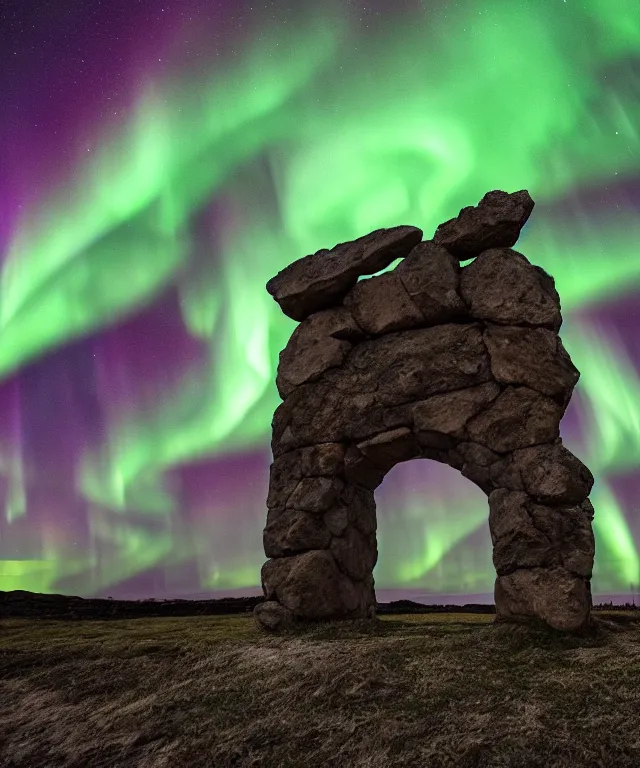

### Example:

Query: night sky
xmin=1 ymin=0 xmax=639 ymax=603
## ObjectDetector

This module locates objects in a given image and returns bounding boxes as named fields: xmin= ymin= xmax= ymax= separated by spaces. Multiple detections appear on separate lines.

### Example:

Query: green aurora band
xmin=2 ymin=0 xmax=640 ymax=598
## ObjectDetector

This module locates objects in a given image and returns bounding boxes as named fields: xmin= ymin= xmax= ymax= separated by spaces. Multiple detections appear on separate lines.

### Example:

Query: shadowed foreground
xmin=2 ymin=612 xmax=640 ymax=767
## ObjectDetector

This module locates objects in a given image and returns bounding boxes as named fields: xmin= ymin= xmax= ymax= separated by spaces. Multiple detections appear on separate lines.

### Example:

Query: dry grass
xmin=2 ymin=611 xmax=640 ymax=767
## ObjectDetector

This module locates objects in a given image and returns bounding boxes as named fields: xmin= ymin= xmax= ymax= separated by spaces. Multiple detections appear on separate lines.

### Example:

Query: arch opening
xmin=254 ymin=190 xmax=596 ymax=634
xmin=371 ymin=456 xmax=494 ymax=604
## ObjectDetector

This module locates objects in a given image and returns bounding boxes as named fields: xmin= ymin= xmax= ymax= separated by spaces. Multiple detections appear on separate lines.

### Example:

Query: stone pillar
xmin=489 ymin=441 xmax=595 ymax=631
xmin=254 ymin=449 xmax=379 ymax=630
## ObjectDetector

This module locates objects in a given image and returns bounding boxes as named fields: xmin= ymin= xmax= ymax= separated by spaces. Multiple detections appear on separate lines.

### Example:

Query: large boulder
xmin=483 ymin=323 xmax=579 ymax=407
xmin=266 ymin=225 xmax=423 ymax=321
xmin=395 ymin=240 xmax=467 ymax=322
xmin=459 ymin=248 xmax=562 ymax=331
xmin=433 ymin=189 xmax=534 ymax=259
xmin=276 ymin=307 xmax=366 ymax=398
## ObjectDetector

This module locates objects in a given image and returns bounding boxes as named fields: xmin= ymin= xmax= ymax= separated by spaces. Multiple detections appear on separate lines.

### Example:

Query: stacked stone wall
xmin=254 ymin=190 xmax=595 ymax=633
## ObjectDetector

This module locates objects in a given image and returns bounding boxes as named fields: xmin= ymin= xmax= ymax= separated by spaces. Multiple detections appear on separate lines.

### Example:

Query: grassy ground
xmin=2 ymin=611 xmax=640 ymax=768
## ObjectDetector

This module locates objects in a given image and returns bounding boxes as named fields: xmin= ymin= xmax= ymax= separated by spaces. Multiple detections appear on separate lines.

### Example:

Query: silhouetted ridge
xmin=2 ymin=590 xmax=636 ymax=621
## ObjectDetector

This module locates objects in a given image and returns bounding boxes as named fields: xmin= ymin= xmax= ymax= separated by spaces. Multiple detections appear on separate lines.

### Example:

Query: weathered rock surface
xmin=395 ymin=241 xmax=467 ymax=322
xmin=343 ymin=271 xmax=425 ymax=335
xmin=489 ymin=489 xmax=595 ymax=578
xmin=459 ymin=248 xmax=562 ymax=331
xmin=257 ymin=189 xmax=596 ymax=635
xmin=483 ymin=324 xmax=579 ymax=406
xmin=494 ymin=566 xmax=593 ymax=633
xmin=433 ymin=189 xmax=534 ymax=259
xmin=266 ymin=225 xmax=423 ymax=321
xmin=276 ymin=307 xmax=366 ymax=398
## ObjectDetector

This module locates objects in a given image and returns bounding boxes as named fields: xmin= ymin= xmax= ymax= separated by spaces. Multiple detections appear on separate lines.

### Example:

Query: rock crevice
xmin=256 ymin=189 xmax=596 ymax=634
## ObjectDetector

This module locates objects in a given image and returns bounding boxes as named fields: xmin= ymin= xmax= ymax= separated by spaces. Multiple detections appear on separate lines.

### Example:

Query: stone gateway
xmin=254 ymin=190 xmax=596 ymax=634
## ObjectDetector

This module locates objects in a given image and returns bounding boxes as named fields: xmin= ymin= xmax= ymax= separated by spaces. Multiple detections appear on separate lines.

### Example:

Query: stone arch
xmin=253 ymin=190 xmax=596 ymax=634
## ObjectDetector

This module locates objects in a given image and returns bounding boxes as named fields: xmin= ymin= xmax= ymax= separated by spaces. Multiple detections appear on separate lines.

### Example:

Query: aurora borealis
xmin=1 ymin=0 xmax=640 ymax=603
